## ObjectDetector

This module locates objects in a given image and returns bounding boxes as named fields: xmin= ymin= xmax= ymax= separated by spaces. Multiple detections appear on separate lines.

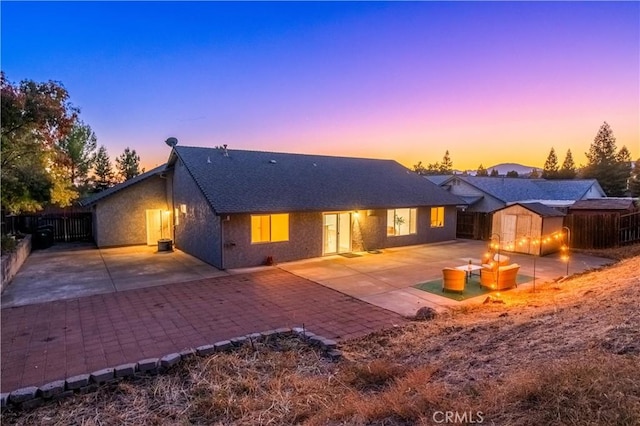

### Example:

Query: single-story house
xmin=82 ymin=146 xmax=464 ymax=269
xmin=425 ymin=175 xmax=606 ymax=240
xmin=491 ymin=202 xmax=566 ymax=256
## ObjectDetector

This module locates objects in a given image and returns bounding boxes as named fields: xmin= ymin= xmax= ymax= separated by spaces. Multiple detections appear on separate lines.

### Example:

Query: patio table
xmin=455 ymin=264 xmax=484 ymax=283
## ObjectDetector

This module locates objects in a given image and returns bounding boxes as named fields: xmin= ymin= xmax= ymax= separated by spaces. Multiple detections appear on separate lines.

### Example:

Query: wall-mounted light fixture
xmin=180 ymin=204 xmax=187 ymax=214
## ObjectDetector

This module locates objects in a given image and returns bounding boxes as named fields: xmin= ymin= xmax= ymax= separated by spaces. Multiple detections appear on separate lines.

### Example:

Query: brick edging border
xmin=1 ymin=326 xmax=342 ymax=411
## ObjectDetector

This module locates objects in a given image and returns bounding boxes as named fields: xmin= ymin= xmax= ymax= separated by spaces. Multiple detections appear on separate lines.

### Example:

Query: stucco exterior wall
xmin=363 ymin=206 xmax=456 ymax=249
xmin=171 ymin=159 xmax=222 ymax=268
xmin=93 ymin=176 xmax=168 ymax=247
xmin=223 ymin=211 xmax=323 ymax=268
xmin=222 ymin=206 xmax=457 ymax=268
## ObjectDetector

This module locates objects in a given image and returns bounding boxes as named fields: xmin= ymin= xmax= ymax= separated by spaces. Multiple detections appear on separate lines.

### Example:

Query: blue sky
xmin=2 ymin=1 xmax=638 ymax=170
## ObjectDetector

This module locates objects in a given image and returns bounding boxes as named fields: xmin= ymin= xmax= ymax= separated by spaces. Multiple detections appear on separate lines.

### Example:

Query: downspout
xmin=220 ymin=215 xmax=225 ymax=270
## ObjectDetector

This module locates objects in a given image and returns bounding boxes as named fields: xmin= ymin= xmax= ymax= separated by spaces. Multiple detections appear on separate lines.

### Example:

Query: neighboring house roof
xmin=79 ymin=164 xmax=167 ymax=206
xmin=495 ymin=202 xmax=566 ymax=217
xmin=434 ymin=176 xmax=604 ymax=204
xmin=569 ymin=198 xmax=637 ymax=211
xmin=458 ymin=195 xmax=484 ymax=206
xmin=169 ymin=146 xmax=464 ymax=215
xmin=423 ymin=175 xmax=453 ymax=186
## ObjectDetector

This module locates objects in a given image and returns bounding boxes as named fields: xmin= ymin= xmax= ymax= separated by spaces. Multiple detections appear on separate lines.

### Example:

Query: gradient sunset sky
xmin=2 ymin=1 xmax=638 ymax=171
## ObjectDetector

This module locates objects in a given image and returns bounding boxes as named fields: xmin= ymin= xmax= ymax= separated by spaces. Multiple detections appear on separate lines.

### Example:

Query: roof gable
xmin=496 ymin=202 xmax=566 ymax=217
xmin=79 ymin=164 xmax=167 ymax=206
xmin=171 ymin=146 xmax=463 ymax=214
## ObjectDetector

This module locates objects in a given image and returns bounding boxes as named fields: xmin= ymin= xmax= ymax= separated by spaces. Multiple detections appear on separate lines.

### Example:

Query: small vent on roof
xmin=207 ymin=156 xmax=211 ymax=164
xmin=269 ymin=159 xmax=277 ymax=164
xmin=313 ymin=163 xmax=317 ymax=167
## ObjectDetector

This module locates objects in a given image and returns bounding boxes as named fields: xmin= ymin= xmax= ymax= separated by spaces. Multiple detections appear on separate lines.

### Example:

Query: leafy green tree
xmin=56 ymin=121 xmax=97 ymax=189
xmin=1 ymin=72 xmax=78 ymax=213
xmin=490 ymin=168 xmax=499 ymax=177
xmin=542 ymin=148 xmax=559 ymax=179
xmin=92 ymin=145 xmax=116 ymax=191
xmin=476 ymin=164 xmax=488 ymax=176
xmin=629 ymin=158 xmax=640 ymax=197
xmin=582 ymin=122 xmax=630 ymax=196
xmin=558 ymin=149 xmax=577 ymax=179
xmin=506 ymin=170 xmax=519 ymax=178
xmin=115 ymin=147 xmax=143 ymax=181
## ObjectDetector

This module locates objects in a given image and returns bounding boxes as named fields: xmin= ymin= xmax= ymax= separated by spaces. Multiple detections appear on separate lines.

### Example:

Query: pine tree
xmin=558 ymin=149 xmax=577 ymax=179
xmin=506 ymin=170 xmax=519 ymax=178
xmin=92 ymin=145 xmax=115 ymax=192
xmin=629 ymin=158 xmax=640 ymax=197
xmin=582 ymin=122 xmax=629 ymax=196
xmin=476 ymin=164 xmax=488 ymax=177
xmin=490 ymin=168 xmax=499 ymax=177
xmin=116 ymin=147 xmax=142 ymax=181
xmin=413 ymin=161 xmax=426 ymax=175
xmin=529 ymin=168 xmax=540 ymax=179
xmin=439 ymin=150 xmax=453 ymax=174
xmin=542 ymin=148 xmax=559 ymax=179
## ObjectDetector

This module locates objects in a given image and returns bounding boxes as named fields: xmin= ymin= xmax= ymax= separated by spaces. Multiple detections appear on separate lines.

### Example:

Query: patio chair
xmin=480 ymin=263 xmax=520 ymax=290
xmin=442 ymin=268 xmax=466 ymax=293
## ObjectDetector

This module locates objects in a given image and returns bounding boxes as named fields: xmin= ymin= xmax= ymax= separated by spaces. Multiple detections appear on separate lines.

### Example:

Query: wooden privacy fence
xmin=1 ymin=212 xmax=93 ymax=243
xmin=563 ymin=211 xmax=640 ymax=249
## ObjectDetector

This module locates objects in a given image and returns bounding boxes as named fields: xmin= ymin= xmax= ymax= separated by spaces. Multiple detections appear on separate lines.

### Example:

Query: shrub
xmin=1 ymin=234 xmax=17 ymax=255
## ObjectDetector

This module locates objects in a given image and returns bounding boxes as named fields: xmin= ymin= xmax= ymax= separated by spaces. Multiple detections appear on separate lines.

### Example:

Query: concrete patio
xmin=278 ymin=240 xmax=613 ymax=317
xmin=1 ymin=244 xmax=228 ymax=308
xmin=2 ymin=240 xmax=613 ymax=316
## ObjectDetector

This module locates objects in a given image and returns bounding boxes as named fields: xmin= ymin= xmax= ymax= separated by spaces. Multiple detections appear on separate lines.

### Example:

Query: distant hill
xmin=454 ymin=163 xmax=542 ymax=176
xmin=484 ymin=163 xmax=542 ymax=176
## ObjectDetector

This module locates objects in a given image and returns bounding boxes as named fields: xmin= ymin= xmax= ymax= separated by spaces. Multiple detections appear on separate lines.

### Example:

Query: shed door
xmin=501 ymin=214 xmax=517 ymax=248
xmin=146 ymin=209 xmax=162 ymax=245
xmin=516 ymin=215 xmax=532 ymax=254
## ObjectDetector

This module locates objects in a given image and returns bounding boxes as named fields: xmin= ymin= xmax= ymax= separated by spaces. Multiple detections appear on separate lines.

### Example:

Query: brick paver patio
xmin=1 ymin=269 xmax=405 ymax=393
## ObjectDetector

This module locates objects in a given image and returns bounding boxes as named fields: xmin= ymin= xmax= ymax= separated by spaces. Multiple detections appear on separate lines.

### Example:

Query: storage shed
xmin=491 ymin=202 xmax=566 ymax=256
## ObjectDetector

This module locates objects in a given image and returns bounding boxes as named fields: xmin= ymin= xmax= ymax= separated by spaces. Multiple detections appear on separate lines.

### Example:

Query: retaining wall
xmin=1 ymin=235 xmax=32 ymax=293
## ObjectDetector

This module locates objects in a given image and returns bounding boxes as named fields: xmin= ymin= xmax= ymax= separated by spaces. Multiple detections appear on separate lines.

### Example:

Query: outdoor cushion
xmin=481 ymin=253 xmax=511 ymax=271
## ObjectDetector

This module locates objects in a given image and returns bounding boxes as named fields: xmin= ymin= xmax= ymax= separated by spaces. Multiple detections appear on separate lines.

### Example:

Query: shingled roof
xmin=569 ymin=198 xmax=637 ymax=211
xmin=79 ymin=164 xmax=167 ymax=206
xmin=428 ymin=175 xmax=604 ymax=203
xmin=169 ymin=146 xmax=464 ymax=215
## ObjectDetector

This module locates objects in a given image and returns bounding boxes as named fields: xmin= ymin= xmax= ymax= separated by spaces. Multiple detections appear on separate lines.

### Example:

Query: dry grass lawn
xmin=4 ymin=251 xmax=640 ymax=425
